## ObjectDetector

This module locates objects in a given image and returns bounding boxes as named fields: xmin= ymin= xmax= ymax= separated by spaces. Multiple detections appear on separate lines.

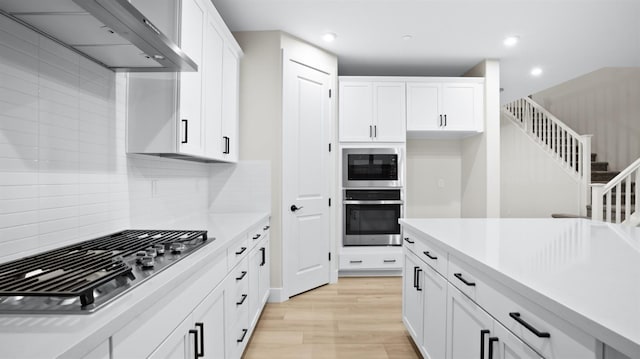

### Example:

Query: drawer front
xmin=480 ymin=283 xmax=596 ymax=359
xmin=447 ymin=255 xmax=482 ymax=301
xmin=340 ymin=252 xmax=403 ymax=270
xmin=248 ymin=220 xmax=270 ymax=249
xmin=227 ymin=310 xmax=250 ymax=358
xmin=414 ymin=237 xmax=447 ymax=276
xmin=402 ymin=229 xmax=418 ymax=255
xmin=228 ymin=235 xmax=250 ymax=269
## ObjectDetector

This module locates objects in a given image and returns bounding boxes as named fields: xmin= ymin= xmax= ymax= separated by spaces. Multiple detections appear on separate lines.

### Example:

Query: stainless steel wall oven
xmin=343 ymin=189 xmax=403 ymax=246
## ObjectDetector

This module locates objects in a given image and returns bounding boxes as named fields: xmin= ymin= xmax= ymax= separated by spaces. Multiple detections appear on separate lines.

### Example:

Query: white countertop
xmin=0 ymin=211 xmax=269 ymax=359
xmin=399 ymin=218 xmax=640 ymax=358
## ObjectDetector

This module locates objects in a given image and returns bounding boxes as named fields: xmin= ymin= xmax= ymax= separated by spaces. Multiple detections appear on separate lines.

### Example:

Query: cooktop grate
xmin=0 ymin=229 xmax=208 ymax=312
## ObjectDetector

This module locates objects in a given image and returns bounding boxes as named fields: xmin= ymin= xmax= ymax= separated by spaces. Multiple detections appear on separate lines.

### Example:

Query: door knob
xmin=290 ymin=205 xmax=303 ymax=212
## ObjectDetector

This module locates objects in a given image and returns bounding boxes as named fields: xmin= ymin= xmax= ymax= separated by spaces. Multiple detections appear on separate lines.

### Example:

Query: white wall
xmin=532 ymin=67 xmax=640 ymax=171
xmin=501 ymin=115 xmax=582 ymax=217
xmin=405 ymin=140 xmax=461 ymax=218
xmin=209 ymin=161 xmax=271 ymax=213
xmin=0 ymin=16 xmax=211 ymax=263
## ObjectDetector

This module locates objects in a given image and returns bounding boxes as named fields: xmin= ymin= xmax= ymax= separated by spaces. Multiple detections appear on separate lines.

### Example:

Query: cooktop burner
xmin=0 ymin=229 xmax=211 ymax=314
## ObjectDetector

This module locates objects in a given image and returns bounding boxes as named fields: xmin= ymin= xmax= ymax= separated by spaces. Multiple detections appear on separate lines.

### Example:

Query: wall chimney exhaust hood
xmin=0 ymin=0 xmax=197 ymax=72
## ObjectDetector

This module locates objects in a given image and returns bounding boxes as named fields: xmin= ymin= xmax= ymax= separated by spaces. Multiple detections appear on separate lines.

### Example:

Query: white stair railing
xmin=503 ymin=97 xmax=592 ymax=216
xmin=591 ymin=158 xmax=640 ymax=226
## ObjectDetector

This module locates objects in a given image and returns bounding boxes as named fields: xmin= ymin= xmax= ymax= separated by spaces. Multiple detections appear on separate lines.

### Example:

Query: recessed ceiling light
xmin=402 ymin=35 xmax=413 ymax=41
xmin=503 ymin=36 xmax=519 ymax=47
xmin=323 ymin=33 xmax=337 ymax=42
xmin=531 ymin=67 xmax=543 ymax=76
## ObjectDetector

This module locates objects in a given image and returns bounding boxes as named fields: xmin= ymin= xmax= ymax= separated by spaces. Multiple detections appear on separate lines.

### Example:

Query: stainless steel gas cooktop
xmin=0 ymin=229 xmax=212 ymax=314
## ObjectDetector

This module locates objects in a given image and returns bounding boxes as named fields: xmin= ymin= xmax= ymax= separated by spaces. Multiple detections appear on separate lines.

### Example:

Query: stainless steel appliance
xmin=0 ymin=229 xmax=211 ymax=314
xmin=342 ymin=148 xmax=403 ymax=188
xmin=343 ymin=189 xmax=403 ymax=246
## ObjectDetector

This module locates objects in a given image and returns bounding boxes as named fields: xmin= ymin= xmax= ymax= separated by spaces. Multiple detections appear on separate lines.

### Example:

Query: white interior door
xmin=283 ymin=58 xmax=331 ymax=298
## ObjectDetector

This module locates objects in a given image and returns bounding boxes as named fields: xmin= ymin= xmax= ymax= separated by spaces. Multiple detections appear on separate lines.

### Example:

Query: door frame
xmin=281 ymin=46 xmax=338 ymax=300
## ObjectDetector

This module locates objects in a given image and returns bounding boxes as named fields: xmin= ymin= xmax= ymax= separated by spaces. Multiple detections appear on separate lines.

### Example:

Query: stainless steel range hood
xmin=0 ymin=0 xmax=197 ymax=72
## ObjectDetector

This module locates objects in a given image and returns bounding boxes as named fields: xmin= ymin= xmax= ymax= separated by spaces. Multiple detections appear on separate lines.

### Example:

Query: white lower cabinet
xmin=249 ymin=235 xmax=270 ymax=329
xmin=402 ymin=252 xmax=423 ymax=343
xmin=446 ymin=283 xmax=493 ymax=359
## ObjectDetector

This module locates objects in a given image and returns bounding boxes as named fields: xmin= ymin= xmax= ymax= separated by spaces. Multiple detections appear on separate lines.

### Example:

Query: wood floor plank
xmin=242 ymin=277 xmax=421 ymax=359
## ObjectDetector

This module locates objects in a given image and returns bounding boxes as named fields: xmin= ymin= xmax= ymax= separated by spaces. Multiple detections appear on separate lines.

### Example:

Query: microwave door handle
xmin=343 ymin=200 xmax=404 ymax=205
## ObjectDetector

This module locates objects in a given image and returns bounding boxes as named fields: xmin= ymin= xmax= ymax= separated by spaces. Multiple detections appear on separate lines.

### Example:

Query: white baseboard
xmin=338 ymin=269 xmax=402 ymax=277
xmin=268 ymin=287 xmax=287 ymax=303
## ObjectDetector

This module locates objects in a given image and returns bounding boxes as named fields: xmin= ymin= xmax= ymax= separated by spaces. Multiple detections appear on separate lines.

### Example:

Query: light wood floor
xmin=242 ymin=277 xmax=421 ymax=359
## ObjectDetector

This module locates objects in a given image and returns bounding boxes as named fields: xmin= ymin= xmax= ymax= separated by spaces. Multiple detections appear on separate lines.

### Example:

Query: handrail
xmin=591 ymin=157 xmax=640 ymax=225
xmin=503 ymin=97 xmax=592 ymax=216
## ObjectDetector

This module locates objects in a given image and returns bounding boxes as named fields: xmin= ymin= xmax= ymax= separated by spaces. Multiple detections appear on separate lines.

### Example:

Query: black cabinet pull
xmin=454 ymin=272 xmax=476 ymax=286
xmin=423 ymin=251 xmax=437 ymax=260
xmin=223 ymin=136 xmax=230 ymax=154
xmin=413 ymin=266 xmax=419 ymax=289
xmin=236 ymin=294 xmax=248 ymax=306
xmin=439 ymin=114 xmax=443 ymax=127
xmin=509 ymin=312 xmax=551 ymax=338
xmin=369 ymin=125 xmax=372 ymax=138
xmin=404 ymin=237 xmax=414 ymax=244
xmin=444 ymin=114 xmax=447 ymax=127
xmin=237 ymin=329 xmax=248 ymax=343
xmin=236 ymin=271 xmax=247 ymax=281
xmin=416 ymin=268 xmax=422 ymax=291
xmin=480 ymin=329 xmax=490 ymax=359
xmin=263 ymin=225 xmax=270 ymax=230
xmin=195 ymin=322 xmax=204 ymax=357
xmin=374 ymin=125 xmax=377 ymax=138
xmin=260 ymin=247 xmax=266 ymax=266
xmin=350 ymin=260 xmax=363 ymax=264
xmin=182 ymin=119 xmax=188 ymax=143
xmin=253 ymin=234 xmax=261 ymax=240
xmin=383 ymin=259 xmax=396 ymax=263
xmin=235 ymin=247 xmax=247 ymax=255
xmin=189 ymin=329 xmax=198 ymax=359
xmin=488 ymin=337 xmax=498 ymax=359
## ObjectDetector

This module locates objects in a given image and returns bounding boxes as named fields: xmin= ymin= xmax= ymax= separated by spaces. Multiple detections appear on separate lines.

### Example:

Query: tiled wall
xmin=0 ymin=16 xmax=210 ymax=262
xmin=209 ymin=161 xmax=271 ymax=213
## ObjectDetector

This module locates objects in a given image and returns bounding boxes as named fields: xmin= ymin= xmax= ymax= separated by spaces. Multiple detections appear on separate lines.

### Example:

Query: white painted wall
xmin=461 ymin=59 xmax=501 ymax=218
xmin=501 ymin=114 xmax=582 ymax=218
xmin=405 ymin=140 xmax=461 ymax=218
xmin=532 ymin=67 xmax=640 ymax=171
xmin=0 ymin=16 xmax=210 ymax=263
xmin=209 ymin=161 xmax=271 ymax=213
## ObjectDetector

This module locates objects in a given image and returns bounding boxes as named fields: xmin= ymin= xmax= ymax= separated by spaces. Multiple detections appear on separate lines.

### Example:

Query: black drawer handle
xmin=404 ymin=237 xmax=414 ymax=244
xmin=235 ymin=271 xmax=247 ymax=281
xmin=480 ymin=329 xmax=490 ymax=359
xmin=235 ymin=247 xmax=247 ymax=255
xmin=383 ymin=259 xmax=396 ymax=263
xmin=237 ymin=329 xmax=248 ymax=343
xmin=413 ymin=266 xmax=419 ymax=289
xmin=260 ymin=247 xmax=266 ymax=266
xmin=252 ymin=234 xmax=261 ymax=240
xmin=182 ymin=119 xmax=188 ymax=143
xmin=423 ymin=251 xmax=437 ymax=260
xmin=263 ymin=225 xmax=270 ymax=230
xmin=509 ymin=312 xmax=551 ymax=338
xmin=236 ymin=294 xmax=248 ymax=306
xmin=454 ymin=272 xmax=476 ymax=286
xmin=415 ymin=268 xmax=422 ymax=291
xmin=350 ymin=260 xmax=363 ymax=264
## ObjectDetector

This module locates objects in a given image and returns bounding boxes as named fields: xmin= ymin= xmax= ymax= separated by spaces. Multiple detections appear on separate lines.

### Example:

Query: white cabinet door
xmin=148 ymin=316 xmax=194 ymax=359
xmin=203 ymin=15 xmax=224 ymax=159
xmin=406 ymin=82 xmax=441 ymax=131
xmin=446 ymin=284 xmax=493 ymax=359
xmin=402 ymin=252 xmax=423 ymax=345
xmin=221 ymin=46 xmax=240 ymax=162
xmin=441 ymin=82 xmax=481 ymax=131
xmin=178 ymin=0 xmax=205 ymax=156
xmin=193 ymin=285 xmax=227 ymax=359
xmin=373 ymin=82 xmax=406 ymax=142
xmin=258 ymin=236 xmax=271 ymax=306
xmin=493 ymin=320 xmax=543 ymax=359
xmin=422 ymin=262 xmax=448 ymax=359
xmin=339 ymin=81 xmax=373 ymax=142
xmin=248 ymin=244 xmax=261 ymax=328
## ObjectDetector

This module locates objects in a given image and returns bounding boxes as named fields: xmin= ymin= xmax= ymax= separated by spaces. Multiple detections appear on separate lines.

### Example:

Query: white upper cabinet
xmin=126 ymin=0 xmax=242 ymax=162
xmin=339 ymin=79 xmax=405 ymax=142
xmin=407 ymin=79 xmax=484 ymax=136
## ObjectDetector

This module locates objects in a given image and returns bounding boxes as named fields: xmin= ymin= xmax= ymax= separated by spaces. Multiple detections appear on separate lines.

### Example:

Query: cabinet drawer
xmin=340 ymin=252 xmax=403 ymax=270
xmin=227 ymin=310 xmax=250 ymax=358
xmin=248 ymin=220 xmax=270 ymax=249
xmin=447 ymin=255 xmax=482 ymax=301
xmin=480 ymin=282 xmax=596 ymax=359
xmin=227 ymin=235 xmax=249 ymax=269
xmin=402 ymin=229 xmax=419 ymax=255
xmin=414 ymin=238 xmax=447 ymax=276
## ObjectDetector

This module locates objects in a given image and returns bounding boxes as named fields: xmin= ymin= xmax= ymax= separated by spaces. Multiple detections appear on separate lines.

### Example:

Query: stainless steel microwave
xmin=342 ymin=148 xmax=403 ymax=188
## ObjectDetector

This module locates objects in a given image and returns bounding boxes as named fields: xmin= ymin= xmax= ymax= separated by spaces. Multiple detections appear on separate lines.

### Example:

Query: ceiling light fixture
xmin=503 ymin=35 xmax=519 ymax=47
xmin=323 ymin=32 xmax=337 ymax=42
xmin=531 ymin=67 xmax=543 ymax=76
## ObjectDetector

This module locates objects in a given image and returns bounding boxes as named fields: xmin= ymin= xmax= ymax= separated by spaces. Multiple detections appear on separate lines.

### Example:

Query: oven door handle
xmin=343 ymin=200 xmax=404 ymax=205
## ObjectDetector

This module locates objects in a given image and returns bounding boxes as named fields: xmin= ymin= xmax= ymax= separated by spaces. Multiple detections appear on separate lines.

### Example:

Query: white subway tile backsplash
xmin=0 ymin=172 xmax=38 ymax=186
xmin=0 ymin=211 xmax=38 ymax=228
xmin=0 ymin=198 xmax=39 ymax=214
xmin=0 ymin=185 xmax=37 ymax=200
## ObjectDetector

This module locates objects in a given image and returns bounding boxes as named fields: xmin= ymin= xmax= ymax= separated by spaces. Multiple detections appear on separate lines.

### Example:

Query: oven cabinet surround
xmin=406 ymin=79 xmax=484 ymax=135
xmin=0 ymin=213 xmax=269 ymax=359
xmin=126 ymin=0 xmax=242 ymax=162
xmin=400 ymin=219 xmax=640 ymax=359
xmin=113 ymin=217 xmax=271 ymax=359
xmin=339 ymin=79 xmax=407 ymax=142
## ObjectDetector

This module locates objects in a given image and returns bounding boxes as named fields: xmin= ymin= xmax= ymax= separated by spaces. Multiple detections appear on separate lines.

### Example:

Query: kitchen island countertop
xmin=399 ymin=218 xmax=640 ymax=358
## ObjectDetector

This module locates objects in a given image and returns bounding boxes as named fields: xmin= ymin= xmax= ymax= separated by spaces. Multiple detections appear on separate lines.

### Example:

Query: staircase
xmin=503 ymin=97 xmax=639 ymax=225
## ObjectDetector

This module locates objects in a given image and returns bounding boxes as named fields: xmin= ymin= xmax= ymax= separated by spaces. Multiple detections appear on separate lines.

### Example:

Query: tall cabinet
xmin=126 ymin=0 xmax=243 ymax=162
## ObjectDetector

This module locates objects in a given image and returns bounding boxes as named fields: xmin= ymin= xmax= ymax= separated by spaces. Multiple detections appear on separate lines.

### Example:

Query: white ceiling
xmin=210 ymin=0 xmax=640 ymax=103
